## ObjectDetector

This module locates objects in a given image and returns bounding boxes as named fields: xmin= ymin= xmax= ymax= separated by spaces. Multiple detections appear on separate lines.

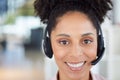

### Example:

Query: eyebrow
xmin=56 ymin=33 xmax=94 ymax=37
xmin=81 ymin=33 xmax=94 ymax=37
xmin=56 ymin=34 xmax=70 ymax=37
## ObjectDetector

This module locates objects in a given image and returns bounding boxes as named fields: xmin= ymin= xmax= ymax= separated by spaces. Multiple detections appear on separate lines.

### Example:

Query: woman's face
xmin=51 ymin=11 xmax=97 ymax=80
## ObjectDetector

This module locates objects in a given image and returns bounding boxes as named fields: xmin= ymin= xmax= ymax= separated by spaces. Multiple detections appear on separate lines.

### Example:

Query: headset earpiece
xmin=91 ymin=27 xmax=105 ymax=65
xmin=43 ymin=29 xmax=53 ymax=58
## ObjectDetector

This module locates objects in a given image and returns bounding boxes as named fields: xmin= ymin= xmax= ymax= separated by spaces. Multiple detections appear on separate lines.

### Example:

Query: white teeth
xmin=67 ymin=62 xmax=84 ymax=68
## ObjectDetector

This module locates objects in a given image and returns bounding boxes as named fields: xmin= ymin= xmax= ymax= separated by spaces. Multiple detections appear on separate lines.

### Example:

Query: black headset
xmin=43 ymin=22 xmax=105 ymax=65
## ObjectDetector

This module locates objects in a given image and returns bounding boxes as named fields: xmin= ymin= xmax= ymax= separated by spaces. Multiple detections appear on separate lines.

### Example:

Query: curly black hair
xmin=34 ymin=0 xmax=112 ymax=35
xmin=34 ymin=0 xmax=112 ymax=23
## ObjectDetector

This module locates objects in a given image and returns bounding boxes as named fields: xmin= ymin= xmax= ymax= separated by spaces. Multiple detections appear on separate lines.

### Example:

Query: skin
xmin=50 ymin=11 xmax=97 ymax=80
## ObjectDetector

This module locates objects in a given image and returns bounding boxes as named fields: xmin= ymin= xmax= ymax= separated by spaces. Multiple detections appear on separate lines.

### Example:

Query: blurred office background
xmin=0 ymin=0 xmax=120 ymax=80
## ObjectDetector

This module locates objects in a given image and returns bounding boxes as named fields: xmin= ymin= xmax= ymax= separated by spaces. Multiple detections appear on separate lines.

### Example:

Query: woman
xmin=34 ymin=0 xmax=112 ymax=80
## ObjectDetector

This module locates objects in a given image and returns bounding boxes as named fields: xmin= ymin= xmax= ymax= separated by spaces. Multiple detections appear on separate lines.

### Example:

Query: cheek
xmin=51 ymin=42 xmax=67 ymax=60
xmin=86 ymin=45 xmax=97 ymax=60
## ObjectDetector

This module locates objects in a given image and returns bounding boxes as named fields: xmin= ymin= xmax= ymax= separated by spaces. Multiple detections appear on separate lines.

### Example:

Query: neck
xmin=57 ymin=71 xmax=92 ymax=80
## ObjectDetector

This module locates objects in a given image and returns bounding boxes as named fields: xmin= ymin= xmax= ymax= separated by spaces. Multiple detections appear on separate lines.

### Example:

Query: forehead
xmin=52 ymin=11 xmax=96 ymax=35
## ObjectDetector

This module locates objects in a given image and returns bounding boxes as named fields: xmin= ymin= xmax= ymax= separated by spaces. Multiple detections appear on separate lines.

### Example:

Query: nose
xmin=70 ymin=44 xmax=83 ymax=57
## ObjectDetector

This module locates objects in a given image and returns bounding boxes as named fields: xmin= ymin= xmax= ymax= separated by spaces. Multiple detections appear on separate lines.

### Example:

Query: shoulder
xmin=91 ymin=72 xmax=106 ymax=80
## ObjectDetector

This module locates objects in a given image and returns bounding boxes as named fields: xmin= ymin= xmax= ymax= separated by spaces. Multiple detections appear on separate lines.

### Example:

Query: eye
xmin=59 ymin=40 xmax=69 ymax=45
xmin=83 ymin=39 xmax=93 ymax=44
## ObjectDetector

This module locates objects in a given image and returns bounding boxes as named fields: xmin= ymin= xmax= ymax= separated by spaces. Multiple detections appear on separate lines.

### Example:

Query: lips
xmin=66 ymin=61 xmax=86 ymax=71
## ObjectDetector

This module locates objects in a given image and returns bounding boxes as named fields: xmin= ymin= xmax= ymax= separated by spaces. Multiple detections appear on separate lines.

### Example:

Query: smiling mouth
xmin=65 ymin=61 xmax=86 ymax=71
